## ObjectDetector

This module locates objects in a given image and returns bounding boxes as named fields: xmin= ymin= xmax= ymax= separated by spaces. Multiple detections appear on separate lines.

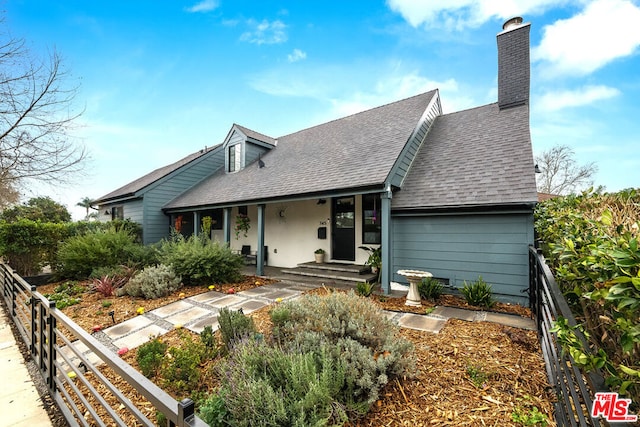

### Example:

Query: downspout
xmin=380 ymin=184 xmax=392 ymax=295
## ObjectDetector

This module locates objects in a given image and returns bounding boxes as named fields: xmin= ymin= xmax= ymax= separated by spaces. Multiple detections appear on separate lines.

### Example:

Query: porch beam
xmin=223 ymin=208 xmax=231 ymax=245
xmin=256 ymin=204 xmax=265 ymax=276
xmin=380 ymin=189 xmax=392 ymax=295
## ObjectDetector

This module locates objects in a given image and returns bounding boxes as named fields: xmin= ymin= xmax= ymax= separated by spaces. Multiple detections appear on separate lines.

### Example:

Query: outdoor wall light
xmin=104 ymin=208 xmax=111 ymax=215
xmin=317 ymin=199 xmax=326 ymax=205
xmin=534 ymin=164 xmax=541 ymax=173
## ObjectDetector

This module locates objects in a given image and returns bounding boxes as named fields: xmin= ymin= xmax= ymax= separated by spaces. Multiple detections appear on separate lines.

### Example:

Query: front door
xmin=332 ymin=197 xmax=355 ymax=261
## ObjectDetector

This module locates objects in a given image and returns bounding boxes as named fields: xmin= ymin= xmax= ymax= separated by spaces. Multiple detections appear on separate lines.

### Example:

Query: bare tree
xmin=0 ymin=16 xmax=87 ymax=194
xmin=535 ymin=144 xmax=598 ymax=195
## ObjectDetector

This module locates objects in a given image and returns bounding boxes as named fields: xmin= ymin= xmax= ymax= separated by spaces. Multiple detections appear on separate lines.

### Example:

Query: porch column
xmin=380 ymin=188 xmax=392 ymax=295
xmin=193 ymin=212 xmax=199 ymax=236
xmin=256 ymin=204 xmax=265 ymax=276
xmin=223 ymin=208 xmax=232 ymax=245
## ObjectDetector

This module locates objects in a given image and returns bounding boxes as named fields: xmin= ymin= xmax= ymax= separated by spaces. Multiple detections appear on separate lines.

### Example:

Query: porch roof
xmin=163 ymin=90 xmax=437 ymax=210
xmin=392 ymin=103 xmax=538 ymax=210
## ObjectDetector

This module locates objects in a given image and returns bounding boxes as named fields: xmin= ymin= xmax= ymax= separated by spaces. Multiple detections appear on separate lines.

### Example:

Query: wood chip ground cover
xmin=40 ymin=279 xmax=556 ymax=426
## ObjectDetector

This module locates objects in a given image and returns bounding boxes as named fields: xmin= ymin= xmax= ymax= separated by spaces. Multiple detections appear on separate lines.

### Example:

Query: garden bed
xmin=40 ymin=278 xmax=553 ymax=426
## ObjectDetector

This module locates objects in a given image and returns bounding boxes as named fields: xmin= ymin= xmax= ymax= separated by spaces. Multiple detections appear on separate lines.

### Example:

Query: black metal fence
xmin=0 ymin=262 xmax=208 ymax=427
xmin=529 ymin=246 xmax=635 ymax=427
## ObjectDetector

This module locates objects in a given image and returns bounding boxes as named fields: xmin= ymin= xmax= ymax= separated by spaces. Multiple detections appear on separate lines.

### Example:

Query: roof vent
xmin=502 ymin=16 xmax=523 ymax=31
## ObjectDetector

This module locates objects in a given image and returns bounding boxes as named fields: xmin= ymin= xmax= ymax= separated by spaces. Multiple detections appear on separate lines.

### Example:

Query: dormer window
xmin=228 ymin=144 xmax=241 ymax=172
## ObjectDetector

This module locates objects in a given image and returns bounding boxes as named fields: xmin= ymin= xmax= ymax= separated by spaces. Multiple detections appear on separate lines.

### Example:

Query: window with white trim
xmin=362 ymin=194 xmax=381 ymax=244
xmin=228 ymin=144 xmax=241 ymax=172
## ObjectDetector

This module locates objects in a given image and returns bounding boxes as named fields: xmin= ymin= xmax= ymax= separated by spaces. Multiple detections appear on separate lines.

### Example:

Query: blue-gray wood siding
xmin=388 ymin=94 xmax=441 ymax=188
xmin=123 ymin=200 xmax=143 ymax=223
xmin=141 ymin=148 xmax=226 ymax=244
xmin=245 ymin=142 xmax=270 ymax=165
xmin=391 ymin=212 xmax=534 ymax=304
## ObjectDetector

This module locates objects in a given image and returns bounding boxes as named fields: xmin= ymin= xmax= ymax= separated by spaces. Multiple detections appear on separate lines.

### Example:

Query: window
xmin=228 ymin=144 xmax=241 ymax=172
xmin=112 ymin=206 xmax=124 ymax=220
xmin=362 ymin=194 xmax=381 ymax=244
xmin=200 ymin=209 xmax=223 ymax=230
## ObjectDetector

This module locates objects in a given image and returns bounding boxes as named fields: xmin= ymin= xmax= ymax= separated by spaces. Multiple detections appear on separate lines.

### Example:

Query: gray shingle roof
xmin=95 ymin=145 xmax=219 ymax=203
xmin=164 ymin=91 xmax=437 ymax=209
xmin=392 ymin=103 xmax=538 ymax=210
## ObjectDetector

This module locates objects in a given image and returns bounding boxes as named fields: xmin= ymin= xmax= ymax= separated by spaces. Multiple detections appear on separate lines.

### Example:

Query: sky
xmin=3 ymin=0 xmax=640 ymax=220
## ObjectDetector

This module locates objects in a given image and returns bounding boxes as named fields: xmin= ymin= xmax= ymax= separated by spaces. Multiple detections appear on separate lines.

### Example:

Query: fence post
xmin=29 ymin=285 xmax=37 ymax=355
xmin=46 ymin=301 xmax=57 ymax=393
xmin=11 ymin=272 xmax=17 ymax=317
xmin=177 ymin=398 xmax=195 ymax=427
xmin=534 ymin=248 xmax=543 ymax=333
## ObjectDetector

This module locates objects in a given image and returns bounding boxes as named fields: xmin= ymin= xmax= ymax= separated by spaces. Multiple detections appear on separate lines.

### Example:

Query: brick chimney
xmin=497 ymin=17 xmax=530 ymax=109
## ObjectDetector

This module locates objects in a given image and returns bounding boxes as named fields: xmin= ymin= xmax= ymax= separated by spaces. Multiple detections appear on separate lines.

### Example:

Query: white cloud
xmin=386 ymin=0 xmax=566 ymax=29
xmin=287 ymin=49 xmax=307 ymax=63
xmin=240 ymin=19 xmax=287 ymax=45
xmin=532 ymin=0 xmax=640 ymax=77
xmin=186 ymin=0 xmax=219 ymax=13
xmin=537 ymin=85 xmax=620 ymax=111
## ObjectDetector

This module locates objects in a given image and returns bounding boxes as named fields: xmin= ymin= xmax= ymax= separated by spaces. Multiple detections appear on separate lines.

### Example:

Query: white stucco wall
xmin=228 ymin=197 xmax=378 ymax=268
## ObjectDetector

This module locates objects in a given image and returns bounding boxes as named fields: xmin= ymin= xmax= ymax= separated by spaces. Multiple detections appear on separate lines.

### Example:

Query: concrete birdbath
xmin=397 ymin=269 xmax=433 ymax=307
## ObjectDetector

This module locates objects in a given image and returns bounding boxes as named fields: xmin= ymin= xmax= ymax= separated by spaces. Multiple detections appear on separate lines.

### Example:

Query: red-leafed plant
xmin=92 ymin=275 xmax=128 ymax=297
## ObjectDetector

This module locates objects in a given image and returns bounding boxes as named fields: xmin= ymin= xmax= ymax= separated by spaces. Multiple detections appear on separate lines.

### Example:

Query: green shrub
xmin=219 ymin=340 xmax=349 ymax=426
xmin=89 ymin=264 xmax=137 ymax=281
xmin=198 ymin=391 xmax=230 ymax=427
xmin=43 ymin=281 xmax=85 ymax=309
xmin=461 ymin=276 xmax=495 ymax=308
xmin=535 ymin=189 xmax=640 ymax=406
xmin=271 ymin=291 xmax=416 ymax=407
xmin=121 ymin=264 xmax=182 ymax=299
xmin=136 ymin=337 xmax=167 ymax=378
xmin=0 ymin=219 xmax=69 ymax=276
xmin=56 ymin=229 xmax=148 ymax=279
xmin=200 ymin=325 xmax=220 ymax=360
xmin=217 ymin=307 xmax=256 ymax=351
xmin=160 ymin=333 xmax=204 ymax=394
xmin=418 ymin=277 xmax=444 ymax=300
xmin=158 ymin=234 xmax=243 ymax=286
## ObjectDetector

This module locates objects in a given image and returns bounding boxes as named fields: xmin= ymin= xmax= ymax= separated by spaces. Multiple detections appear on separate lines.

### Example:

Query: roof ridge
xmin=440 ymin=102 xmax=502 ymax=117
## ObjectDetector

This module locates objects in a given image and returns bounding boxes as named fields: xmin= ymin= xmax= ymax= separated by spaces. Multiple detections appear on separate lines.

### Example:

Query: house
xmin=94 ymin=18 xmax=537 ymax=304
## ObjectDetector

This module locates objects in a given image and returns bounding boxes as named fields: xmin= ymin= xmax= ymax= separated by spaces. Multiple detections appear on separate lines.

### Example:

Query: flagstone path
xmin=90 ymin=281 xmax=535 ymax=355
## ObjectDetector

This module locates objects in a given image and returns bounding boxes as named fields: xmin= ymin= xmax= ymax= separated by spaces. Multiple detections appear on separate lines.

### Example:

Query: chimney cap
xmin=502 ymin=16 xmax=524 ymax=30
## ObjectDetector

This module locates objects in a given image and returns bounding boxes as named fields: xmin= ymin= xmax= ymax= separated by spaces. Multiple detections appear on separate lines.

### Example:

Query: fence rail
xmin=528 ymin=246 xmax=634 ymax=427
xmin=0 ymin=262 xmax=208 ymax=427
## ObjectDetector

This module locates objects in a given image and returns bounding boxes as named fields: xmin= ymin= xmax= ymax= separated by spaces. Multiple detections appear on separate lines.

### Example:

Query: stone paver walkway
xmin=89 ymin=282 xmax=535 ymax=356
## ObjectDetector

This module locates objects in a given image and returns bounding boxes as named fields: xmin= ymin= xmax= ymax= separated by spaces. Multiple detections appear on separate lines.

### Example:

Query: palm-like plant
xmin=76 ymin=197 xmax=96 ymax=220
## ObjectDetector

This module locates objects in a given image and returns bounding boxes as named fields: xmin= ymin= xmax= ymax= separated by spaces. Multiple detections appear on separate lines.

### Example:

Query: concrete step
xmin=280 ymin=266 xmax=378 ymax=286
xmin=297 ymin=262 xmax=371 ymax=275
xmin=276 ymin=275 xmax=370 ymax=290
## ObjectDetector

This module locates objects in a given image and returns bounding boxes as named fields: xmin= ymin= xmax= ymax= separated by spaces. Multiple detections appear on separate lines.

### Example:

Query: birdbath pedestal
xmin=397 ymin=269 xmax=433 ymax=307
